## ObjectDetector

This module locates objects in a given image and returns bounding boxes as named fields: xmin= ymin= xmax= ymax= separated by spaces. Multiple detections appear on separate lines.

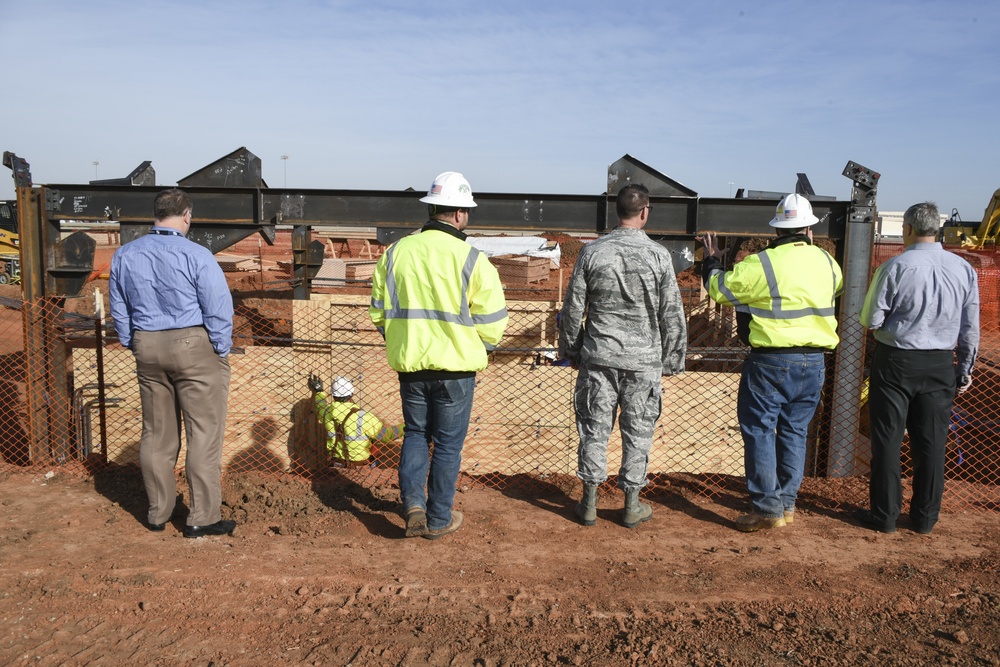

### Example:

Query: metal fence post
xmin=827 ymin=162 xmax=879 ymax=477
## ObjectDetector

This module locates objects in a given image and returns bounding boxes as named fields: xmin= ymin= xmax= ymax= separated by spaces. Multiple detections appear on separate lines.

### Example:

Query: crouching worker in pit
xmin=308 ymin=375 xmax=404 ymax=468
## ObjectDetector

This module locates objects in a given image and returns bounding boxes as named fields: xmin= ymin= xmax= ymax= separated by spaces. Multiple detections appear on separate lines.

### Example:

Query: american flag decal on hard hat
xmin=430 ymin=183 xmax=443 ymax=194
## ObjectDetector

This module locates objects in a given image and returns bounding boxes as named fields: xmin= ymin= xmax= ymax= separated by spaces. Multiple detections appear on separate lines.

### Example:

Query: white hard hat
xmin=419 ymin=171 xmax=478 ymax=208
xmin=331 ymin=376 xmax=354 ymax=397
xmin=769 ymin=193 xmax=820 ymax=228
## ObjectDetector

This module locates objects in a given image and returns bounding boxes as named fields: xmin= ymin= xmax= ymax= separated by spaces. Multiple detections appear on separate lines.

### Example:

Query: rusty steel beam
xmin=39 ymin=183 xmax=852 ymax=240
xmin=28 ymin=152 xmax=874 ymax=308
xmin=10 ymin=149 xmax=878 ymax=286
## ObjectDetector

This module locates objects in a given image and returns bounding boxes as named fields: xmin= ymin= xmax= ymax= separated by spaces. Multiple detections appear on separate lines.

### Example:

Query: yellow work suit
xmin=313 ymin=392 xmax=402 ymax=463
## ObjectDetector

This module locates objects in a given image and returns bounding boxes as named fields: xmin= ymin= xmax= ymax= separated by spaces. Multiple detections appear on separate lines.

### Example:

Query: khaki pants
xmin=133 ymin=327 xmax=231 ymax=526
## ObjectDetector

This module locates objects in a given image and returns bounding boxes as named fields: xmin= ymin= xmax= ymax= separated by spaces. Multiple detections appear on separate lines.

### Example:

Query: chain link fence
xmin=0 ymin=235 xmax=997 ymax=513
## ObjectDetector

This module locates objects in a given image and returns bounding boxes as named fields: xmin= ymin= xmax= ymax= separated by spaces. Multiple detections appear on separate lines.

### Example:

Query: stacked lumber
xmin=216 ymin=254 xmax=261 ymax=272
xmin=489 ymin=255 xmax=550 ymax=285
xmin=343 ymin=259 xmax=377 ymax=282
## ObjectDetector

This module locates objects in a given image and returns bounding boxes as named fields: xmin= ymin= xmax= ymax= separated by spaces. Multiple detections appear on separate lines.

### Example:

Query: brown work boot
xmin=783 ymin=509 xmax=795 ymax=525
xmin=404 ymin=507 xmax=428 ymax=538
xmin=423 ymin=510 xmax=464 ymax=540
xmin=735 ymin=512 xmax=786 ymax=533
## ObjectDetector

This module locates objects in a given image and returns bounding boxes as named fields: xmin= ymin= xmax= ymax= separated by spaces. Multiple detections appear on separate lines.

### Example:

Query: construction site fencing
xmin=0 ymin=244 xmax=998 ymax=513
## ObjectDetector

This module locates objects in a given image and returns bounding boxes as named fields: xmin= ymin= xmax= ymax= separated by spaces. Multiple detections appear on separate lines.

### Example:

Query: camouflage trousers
xmin=573 ymin=364 xmax=663 ymax=491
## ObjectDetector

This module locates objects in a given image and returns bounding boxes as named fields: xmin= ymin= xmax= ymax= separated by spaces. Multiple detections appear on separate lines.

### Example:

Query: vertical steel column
xmin=292 ymin=224 xmax=311 ymax=301
xmin=17 ymin=183 xmax=49 ymax=462
xmin=17 ymin=184 xmax=74 ymax=463
xmin=827 ymin=162 xmax=880 ymax=477
xmin=291 ymin=223 xmax=325 ymax=301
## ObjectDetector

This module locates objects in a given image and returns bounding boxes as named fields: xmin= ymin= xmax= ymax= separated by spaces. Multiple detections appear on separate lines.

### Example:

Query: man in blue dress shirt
xmin=858 ymin=202 xmax=980 ymax=535
xmin=109 ymin=189 xmax=236 ymax=538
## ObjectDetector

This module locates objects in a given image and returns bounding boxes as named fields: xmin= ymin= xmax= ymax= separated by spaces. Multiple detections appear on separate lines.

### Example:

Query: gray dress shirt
xmin=860 ymin=242 xmax=979 ymax=377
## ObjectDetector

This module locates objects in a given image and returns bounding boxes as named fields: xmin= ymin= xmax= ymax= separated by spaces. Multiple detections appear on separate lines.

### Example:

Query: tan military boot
xmin=575 ymin=484 xmax=598 ymax=526
xmin=623 ymin=489 xmax=652 ymax=528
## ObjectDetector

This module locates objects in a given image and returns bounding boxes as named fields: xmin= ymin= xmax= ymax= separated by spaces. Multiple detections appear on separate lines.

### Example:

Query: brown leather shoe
xmin=404 ymin=507 xmax=429 ymax=538
xmin=422 ymin=511 xmax=464 ymax=540
xmin=735 ymin=512 xmax=786 ymax=533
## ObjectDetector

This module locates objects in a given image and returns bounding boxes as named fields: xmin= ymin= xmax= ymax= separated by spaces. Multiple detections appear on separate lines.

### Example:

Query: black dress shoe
xmin=148 ymin=522 xmax=166 ymax=532
xmin=854 ymin=509 xmax=896 ymax=534
xmin=183 ymin=519 xmax=236 ymax=539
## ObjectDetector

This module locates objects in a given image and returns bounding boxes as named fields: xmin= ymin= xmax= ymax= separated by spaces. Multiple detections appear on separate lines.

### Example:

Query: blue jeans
xmin=737 ymin=352 xmax=825 ymax=518
xmin=398 ymin=377 xmax=476 ymax=531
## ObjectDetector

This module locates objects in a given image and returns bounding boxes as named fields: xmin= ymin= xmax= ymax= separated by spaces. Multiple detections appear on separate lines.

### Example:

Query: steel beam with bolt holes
xmin=6 ymin=148 xmax=878 ymax=295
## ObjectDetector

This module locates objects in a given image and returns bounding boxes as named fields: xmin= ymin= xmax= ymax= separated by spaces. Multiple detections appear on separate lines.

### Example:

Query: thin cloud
xmin=1 ymin=0 xmax=997 ymax=214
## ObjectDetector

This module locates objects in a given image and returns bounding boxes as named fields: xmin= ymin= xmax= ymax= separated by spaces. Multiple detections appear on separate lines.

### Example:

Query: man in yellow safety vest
xmin=370 ymin=171 xmax=508 ymax=540
xmin=308 ymin=374 xmax=403 ymax=468
xmin=699 ymin=193 xmax=843 ymax=533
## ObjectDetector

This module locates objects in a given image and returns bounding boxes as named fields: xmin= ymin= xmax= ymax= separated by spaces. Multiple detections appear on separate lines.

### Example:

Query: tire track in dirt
xmin=2 ymin=469 xmax=999 ymax=665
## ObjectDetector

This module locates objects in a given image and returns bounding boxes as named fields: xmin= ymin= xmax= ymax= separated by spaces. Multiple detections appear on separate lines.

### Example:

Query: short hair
xmin=428 ymin=204 xmax=461 ymax=218
xmin=776 ymin=226 xmax=810 ymax=237
xmin=904 ymin=202 xmax=940 ymax=237
xmin=616 ymin=183 xmax=650 ymax=220
xmin=154 ymin=188 xmax=192 ymax=221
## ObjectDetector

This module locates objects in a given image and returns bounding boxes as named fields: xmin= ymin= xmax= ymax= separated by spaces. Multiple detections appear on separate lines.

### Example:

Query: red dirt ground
xmin=2 ymin=466 xmax=999 ymax=666
xmin=3 ymin=234 xmax=999 ymax=665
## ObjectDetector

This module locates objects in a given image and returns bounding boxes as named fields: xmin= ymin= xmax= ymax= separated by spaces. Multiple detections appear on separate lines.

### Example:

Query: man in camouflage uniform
xmin=558 ymin=183 xmax=687 ymax=528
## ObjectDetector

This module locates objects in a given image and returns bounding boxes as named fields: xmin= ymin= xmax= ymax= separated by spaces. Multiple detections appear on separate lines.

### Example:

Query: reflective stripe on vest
xmin=338 ymin=410 xmax=367 ymax=443
xmin=373 ymin=242 xmax=507 ymax=326
xmin=714 ymin=248 xmax=838 ymax=320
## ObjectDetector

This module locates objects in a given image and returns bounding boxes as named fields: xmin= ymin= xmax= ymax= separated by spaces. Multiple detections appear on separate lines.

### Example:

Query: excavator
xmin=0 ymin=199 xmax=20 ymax=284
xmin=941 ymin=187 xmax=1000 ymax=250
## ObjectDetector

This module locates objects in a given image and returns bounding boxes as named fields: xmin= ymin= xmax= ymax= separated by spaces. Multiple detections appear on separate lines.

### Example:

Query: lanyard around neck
xmin=150 ymin=228 xmax=184 ymax=237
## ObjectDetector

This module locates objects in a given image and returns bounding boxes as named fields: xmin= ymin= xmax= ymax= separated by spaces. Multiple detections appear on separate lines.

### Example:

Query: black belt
xmin=750 ymin=347 xmax=829 ymax=355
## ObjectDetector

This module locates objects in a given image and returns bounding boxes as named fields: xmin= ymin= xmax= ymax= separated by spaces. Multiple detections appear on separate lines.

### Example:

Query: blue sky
xmin=1 ymin=0 xmax=997 ymax=218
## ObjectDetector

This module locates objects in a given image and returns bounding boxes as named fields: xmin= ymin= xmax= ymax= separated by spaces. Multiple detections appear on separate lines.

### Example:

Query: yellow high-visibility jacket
xmin=704 ymin=235 xmax=843 ymax=350
xmin=369 ymin=221 xmax=508 ymax=373
xmin=313 ymin=393 xmax=402 ymax=462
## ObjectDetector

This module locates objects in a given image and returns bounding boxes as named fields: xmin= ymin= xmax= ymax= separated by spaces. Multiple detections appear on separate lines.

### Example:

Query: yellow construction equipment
xmin=0 ymin=200 xmax=20 ymax=284
xmin=941 ymin=187 xmax=1000 ymax=249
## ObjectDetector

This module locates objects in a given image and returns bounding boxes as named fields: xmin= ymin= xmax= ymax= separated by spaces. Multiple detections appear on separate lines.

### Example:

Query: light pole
xmin=728 ymin=181 xmax=734 ymax=198
xmin=93 ymin=160 xmax=100 ymax=180
xmin=281 ymin=154 xmax=289 ymax=187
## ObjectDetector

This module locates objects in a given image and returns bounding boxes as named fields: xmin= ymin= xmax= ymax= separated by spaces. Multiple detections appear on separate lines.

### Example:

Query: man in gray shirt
xmin=559 ymin=183 xmax=687 ymax=528
xmin=858 ymin=202 xmax=980 ymax=534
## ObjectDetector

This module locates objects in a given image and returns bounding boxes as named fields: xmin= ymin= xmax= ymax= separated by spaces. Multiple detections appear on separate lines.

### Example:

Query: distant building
xmin=876 ymin=211 xmax=948 ymax=241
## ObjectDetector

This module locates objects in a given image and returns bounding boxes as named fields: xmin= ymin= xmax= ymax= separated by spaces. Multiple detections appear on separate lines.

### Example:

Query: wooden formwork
xmin=72 ymin=296 xmax=744 ymax=478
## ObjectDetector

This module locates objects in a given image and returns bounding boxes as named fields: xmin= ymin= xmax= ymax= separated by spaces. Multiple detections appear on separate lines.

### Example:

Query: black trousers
xmin=868 ymin=344 xmax=956 ymax=530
